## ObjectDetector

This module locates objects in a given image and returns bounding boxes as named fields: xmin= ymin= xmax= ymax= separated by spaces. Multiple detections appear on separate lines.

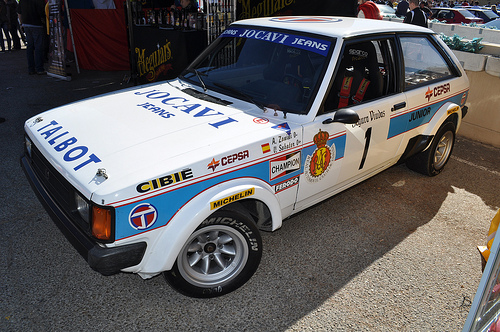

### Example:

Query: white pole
xmin=64 ymin=0 xmax=80 ymax=74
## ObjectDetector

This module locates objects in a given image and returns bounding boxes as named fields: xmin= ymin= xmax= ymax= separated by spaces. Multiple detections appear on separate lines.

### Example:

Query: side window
xmin=322 ymin=38 xmax=396 ymax=113
xmin=400 ymin=36 xmax=455 ymax=89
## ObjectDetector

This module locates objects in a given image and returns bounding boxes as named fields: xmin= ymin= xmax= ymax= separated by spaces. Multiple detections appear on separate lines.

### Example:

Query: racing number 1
xmin=359 ymin=127 xmax=372 ymax=170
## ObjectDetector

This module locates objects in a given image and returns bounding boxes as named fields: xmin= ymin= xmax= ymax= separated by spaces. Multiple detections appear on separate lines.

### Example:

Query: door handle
xmin=392 ymin=102 xmax=406 ymax=112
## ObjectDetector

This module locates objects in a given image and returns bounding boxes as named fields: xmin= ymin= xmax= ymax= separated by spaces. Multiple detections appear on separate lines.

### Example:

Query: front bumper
xmin=21 ymin=155 xmax=146 ymax=276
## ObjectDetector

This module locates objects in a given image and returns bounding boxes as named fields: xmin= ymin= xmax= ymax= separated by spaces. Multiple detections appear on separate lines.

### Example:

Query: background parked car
xmin=484 ymin=18 xmax=500 ymax=28
xmin=467 ymin=8 xmax=500 ymax=23
xmin=431 ymin=7 xmax=484 ymax=24
xmin=376 ymin=4 xmax=397 ymax=17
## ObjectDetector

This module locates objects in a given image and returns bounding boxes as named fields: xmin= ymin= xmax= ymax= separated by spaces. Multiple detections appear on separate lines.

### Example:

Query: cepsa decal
xmin=210 ymin=188 xmax=255 ymax=210
xmin=207 ymin=150 xmax=250 ymax=172
xmin=35 ymin=120 xmax=101 ymax=171
xmin=425 ymin=83 xmax=450 ymax=102
xmin=220 ymin=27 xmax=331 ymax=57
xmin=134 ymin=90 xmax=237 ymax=129
xmin=136 ymin=168 xmax=193 ymax=193
xmin=270 ymin=151 xmax=301 ymax=181
xmin=305 ymin=130 xmax=335 ymax=183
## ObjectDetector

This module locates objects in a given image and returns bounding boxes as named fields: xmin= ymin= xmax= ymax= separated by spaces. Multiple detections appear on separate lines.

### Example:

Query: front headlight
xmin=75 ymin=193 xmax=90 ymax=223
xmin=25 ymin=136 xmax=32 ymax=158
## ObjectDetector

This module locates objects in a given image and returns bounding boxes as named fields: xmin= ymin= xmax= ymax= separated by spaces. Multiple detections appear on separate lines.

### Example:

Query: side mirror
xmin=322 ymin=109 xmax=360 ymax=125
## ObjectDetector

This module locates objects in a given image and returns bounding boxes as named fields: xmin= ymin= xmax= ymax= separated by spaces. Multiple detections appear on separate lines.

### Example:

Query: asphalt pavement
xmin=1 ymin=47 xmax=500 ymax=331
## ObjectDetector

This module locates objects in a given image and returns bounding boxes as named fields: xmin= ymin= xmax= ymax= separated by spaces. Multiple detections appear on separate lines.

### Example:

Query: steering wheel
xmin=283 ymin=74 xmax=303 ymax=87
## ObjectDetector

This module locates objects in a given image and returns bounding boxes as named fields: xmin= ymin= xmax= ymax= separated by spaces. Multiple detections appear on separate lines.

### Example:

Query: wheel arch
xmin=138 ymin=177 xmax=282 ymax=274
xmin=423 ymin=102 xmax=461 ymax=138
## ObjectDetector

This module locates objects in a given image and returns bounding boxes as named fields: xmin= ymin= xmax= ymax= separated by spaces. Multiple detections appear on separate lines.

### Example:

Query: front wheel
xmin=406 ymin=122 xmax=456 ymax=176
xmin=164 ymin=210 xmax=262 ymax=298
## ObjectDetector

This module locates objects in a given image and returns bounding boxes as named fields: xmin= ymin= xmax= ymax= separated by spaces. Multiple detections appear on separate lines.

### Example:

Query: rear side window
xmin=400 ymin=36 xmax=455 ymax=89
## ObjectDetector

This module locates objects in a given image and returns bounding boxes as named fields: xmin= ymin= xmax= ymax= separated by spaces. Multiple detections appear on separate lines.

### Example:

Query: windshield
xmin=459 ymin=9 xmax=477 ymax=18
xmin=484 ymin=10 xmax=500 ymax=19
xmin=181 ymin=26 xmax=334 ymax=115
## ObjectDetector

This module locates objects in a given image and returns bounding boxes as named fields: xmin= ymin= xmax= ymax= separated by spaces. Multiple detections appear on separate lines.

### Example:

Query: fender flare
xmin=137 ymin=177 xmax=282 ymax=274
xmin=422 ymin=101 xmax=462 ymax=138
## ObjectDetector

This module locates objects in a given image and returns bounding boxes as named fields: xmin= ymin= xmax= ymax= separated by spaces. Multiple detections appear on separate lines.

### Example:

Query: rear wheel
xmin=164 ymin=210 xmax=262 ymax=298
xmin=406 ymin=122 xmax=456 ymax=176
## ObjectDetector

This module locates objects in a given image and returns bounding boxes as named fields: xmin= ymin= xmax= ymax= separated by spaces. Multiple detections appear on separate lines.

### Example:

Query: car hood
xmin=25 ymin=81 xmax=297 ymax=202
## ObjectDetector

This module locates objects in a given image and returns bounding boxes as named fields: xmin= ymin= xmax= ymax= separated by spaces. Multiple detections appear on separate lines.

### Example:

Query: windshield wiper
xmin=182 ymin=68 xmax=207 ymax=92
xmin=213 ymin=82 xmax=266 ymax=112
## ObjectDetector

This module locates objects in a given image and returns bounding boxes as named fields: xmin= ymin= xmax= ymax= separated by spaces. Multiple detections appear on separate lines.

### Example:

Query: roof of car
xmin=232 ymin=16 xmax=432 ymax=39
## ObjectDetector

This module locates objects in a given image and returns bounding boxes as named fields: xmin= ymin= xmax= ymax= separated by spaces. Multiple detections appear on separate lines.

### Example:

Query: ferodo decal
xmin=136 ymin=168 xmax=193 ymax=193
xmin=305 ymin=130 xmax=335 ymax=183
xmin=274 ymin=175 xmax=300 ymax=194
xmin=270 ymin=151 xmax=301 ymax=181
xmin=129 ymin=203 xmax=158 ymax=230
xmin=210 ymin=188 xmax=255 ymax=210
xmin=35 ymin=120 xmax=101 ymax=171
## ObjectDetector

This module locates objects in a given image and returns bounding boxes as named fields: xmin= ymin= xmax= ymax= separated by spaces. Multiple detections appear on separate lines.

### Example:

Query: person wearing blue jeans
xmin=17 ymin=0 xmax=46 ymax=74
xmin=23 ymin=26 xmax=44 ymax=73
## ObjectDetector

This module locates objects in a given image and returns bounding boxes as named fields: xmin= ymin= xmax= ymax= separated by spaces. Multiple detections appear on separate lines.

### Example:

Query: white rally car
xmin=21 ymin=16 xmax=469 ymax=298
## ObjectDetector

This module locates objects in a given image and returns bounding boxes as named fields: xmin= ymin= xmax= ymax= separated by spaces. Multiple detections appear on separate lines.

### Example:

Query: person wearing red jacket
xmin=357 ymin=0 xmax=382 ymax=20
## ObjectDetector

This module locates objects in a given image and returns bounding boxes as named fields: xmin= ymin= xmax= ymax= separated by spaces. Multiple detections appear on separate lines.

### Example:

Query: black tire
xmin=405 ymin=122 xmax=456 ymax=176
xmin=164 ymin=210 xmax=262 ymax=298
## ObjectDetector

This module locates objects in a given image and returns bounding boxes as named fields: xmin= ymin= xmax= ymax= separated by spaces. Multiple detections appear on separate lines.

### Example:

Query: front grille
xmin=28 ymin=141 xmax=91 ymax=233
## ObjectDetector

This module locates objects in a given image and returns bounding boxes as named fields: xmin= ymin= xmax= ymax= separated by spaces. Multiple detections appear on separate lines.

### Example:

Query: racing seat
xmin=327 ymin=41 xmax=383 ymax=110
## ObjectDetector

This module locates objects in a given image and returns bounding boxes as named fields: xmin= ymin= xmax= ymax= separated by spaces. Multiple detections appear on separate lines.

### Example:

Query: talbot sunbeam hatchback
xmin=21 ymin=16 xmax=469 ymax=298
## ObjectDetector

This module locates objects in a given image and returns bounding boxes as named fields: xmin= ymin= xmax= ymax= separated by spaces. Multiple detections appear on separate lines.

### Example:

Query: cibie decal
xmin=305 ymin=130 xmax=335 ymax=183
xmin=129 ymin=203 xmax=158 ymax=230
xmin=136 ymin=168 xmax=193 ymax=193
xmin=210 ymin=188 xmax=255 ymax=210
xmin=270 ymin=151 xmax=301 ymax=181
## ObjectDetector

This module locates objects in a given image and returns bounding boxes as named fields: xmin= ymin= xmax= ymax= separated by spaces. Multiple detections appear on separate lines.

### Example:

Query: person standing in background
xmin=17 ymin=0 xmax=46 ymax=74
xmin=404 ymin=0 xmax=428 ymax=27
xmin=357 ymin=0 xmax=382 ymax=19
xmin=396 ymin=0 xmax=410 ymax=17
xmin=0 ymin=0 xmax=11 ymax=52
xmin=5 ymin=0 xmax=21 ymax=50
